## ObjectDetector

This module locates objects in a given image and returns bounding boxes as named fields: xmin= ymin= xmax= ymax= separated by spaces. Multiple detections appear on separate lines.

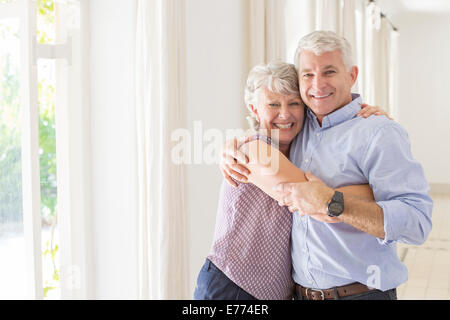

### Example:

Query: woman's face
xmin=252 ymin=87 xmax=305 ymax=146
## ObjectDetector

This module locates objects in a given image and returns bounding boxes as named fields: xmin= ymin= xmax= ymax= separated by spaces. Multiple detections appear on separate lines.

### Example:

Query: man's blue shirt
xmin=289 ymin=94 xmax=433 ymax=291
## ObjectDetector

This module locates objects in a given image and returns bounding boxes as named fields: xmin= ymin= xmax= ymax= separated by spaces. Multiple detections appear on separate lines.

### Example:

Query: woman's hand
xmin=220 ymin=135 xmax=252 ymax=187
xmin=357 ymin=104 xmax=393 ymax=120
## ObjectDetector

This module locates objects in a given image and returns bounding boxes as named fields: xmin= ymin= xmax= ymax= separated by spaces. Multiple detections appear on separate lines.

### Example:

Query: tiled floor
xmin=397 ymin=193 xmax=450 ymax=300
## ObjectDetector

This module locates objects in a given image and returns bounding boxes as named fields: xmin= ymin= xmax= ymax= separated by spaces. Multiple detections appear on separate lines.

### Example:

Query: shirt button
xmin=304 ymin=159 xmax=309 ymax=163
xmin=316 ymin=133 xmax=321 ymax=137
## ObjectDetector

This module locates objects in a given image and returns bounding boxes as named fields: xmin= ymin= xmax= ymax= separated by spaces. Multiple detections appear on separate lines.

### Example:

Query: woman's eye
xmin=268 ymin=103 xmax=280 ymax=107
xmin=289 ymin=102 xmax=300 ymax=106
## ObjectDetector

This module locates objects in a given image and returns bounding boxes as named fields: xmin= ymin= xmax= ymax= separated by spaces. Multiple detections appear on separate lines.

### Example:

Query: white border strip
xmin=20 ymin=0 xmax=43 ymax=300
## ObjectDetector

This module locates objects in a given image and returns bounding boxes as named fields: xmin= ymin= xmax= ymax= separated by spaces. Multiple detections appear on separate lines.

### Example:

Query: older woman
xmin=194 ymin=61 xmax=387 ymax=300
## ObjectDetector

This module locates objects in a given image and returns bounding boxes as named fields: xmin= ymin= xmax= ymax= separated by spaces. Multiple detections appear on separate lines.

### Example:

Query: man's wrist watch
xmin=327 ymin=191 xmax=344 ymax=217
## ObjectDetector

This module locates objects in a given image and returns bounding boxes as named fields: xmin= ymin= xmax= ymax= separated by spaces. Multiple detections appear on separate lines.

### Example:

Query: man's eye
xmin=289 ymin=102 xmax=300 ymax=106
xmin=269 ymin=103 xmax=280 ymax=107
xmin=303 ymin=74 xmax=312 ymax=78
xmin=325 ymin=70 xmax=336 ymax=75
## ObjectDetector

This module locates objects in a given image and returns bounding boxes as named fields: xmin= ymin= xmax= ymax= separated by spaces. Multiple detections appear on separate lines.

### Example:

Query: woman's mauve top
xmin=207 ymin=136 xmax=294 ymax=300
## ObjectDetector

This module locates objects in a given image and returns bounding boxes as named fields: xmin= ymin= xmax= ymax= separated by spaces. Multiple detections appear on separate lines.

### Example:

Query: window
xmin=0 ymin=0 xmax=87 ymax=299
xmin=0 ymin=2 xmax=25 ymax=299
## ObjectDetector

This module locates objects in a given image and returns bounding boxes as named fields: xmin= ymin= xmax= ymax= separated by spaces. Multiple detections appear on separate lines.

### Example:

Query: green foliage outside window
xmin=0 ymin=1 xmax=57 ymax=223
xmin=0 ymin=10 xmax=22 ymax=226
xmin=0 ymin=0 xmax=59 ymax=298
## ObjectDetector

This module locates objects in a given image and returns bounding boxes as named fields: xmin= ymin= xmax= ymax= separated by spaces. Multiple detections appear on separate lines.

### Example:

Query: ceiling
xmin=377 ymin=0 xmax=450 ymax=15
xmin=401 ymin=0 xmax=450 ymax=13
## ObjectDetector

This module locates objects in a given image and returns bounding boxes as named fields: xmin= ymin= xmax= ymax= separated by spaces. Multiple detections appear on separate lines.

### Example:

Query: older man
xmin=222 ymin=31 xmax=433 ymax=300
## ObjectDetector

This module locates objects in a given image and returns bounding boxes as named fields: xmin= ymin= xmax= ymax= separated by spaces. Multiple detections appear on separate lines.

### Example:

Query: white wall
xmin=183 ymin=4 xmax=450 ymax=297
xmin=89 ymin=0 xmax=139 ymax=299
xmin=87 ymin=0 xmax=450 ymax=299
xmin=394 ymin=12 xmax=450 ymax=185
xmin=184 ymin=0 xmax=249 ymax=296
xmin=88 ymin=0 xmax=249 ymax=298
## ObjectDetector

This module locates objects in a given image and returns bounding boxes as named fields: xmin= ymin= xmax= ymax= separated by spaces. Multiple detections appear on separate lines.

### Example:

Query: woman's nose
xmin=278 ymin=106 xmax=290 ymax=118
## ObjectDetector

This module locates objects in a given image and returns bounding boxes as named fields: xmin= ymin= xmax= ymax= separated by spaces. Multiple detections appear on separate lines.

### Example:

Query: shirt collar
xmin=306 ymin=94 xmax=362 ymax=129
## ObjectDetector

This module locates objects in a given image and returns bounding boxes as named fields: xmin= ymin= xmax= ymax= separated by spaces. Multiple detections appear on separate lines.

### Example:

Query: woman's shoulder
xmin=220 ymin=179 xmax=269 ymax=201
xmin=243 ymin=133 xmax=279 ymax=149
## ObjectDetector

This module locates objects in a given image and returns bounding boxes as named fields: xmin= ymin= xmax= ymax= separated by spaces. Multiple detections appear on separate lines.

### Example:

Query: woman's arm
xmin=241 ymin=139 xmax=374 ymax=201
xmin=240 ymin=139 xmax=305 ymax=200
xmin=219 ymin=105 xmax=392 ymax=188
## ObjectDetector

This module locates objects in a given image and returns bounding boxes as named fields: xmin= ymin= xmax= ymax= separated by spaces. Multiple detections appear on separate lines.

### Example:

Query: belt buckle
xmin=306 ymin=288 xmax=325 ymax=300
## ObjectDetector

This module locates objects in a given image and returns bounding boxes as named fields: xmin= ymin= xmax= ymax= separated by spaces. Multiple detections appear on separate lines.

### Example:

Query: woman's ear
xmin=249 ymin=104 xmax=258 ymax=118
xmin=247 ymin=104 xmax=260 ymax=131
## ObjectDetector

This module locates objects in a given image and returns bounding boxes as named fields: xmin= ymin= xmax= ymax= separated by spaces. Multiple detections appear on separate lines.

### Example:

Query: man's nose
xmin=312 ymin=74 xmax=326 ymax=91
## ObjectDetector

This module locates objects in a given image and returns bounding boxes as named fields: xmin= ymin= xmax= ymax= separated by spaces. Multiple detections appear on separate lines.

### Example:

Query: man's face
xmin=298 ymin=50 xmax=358 ymax=123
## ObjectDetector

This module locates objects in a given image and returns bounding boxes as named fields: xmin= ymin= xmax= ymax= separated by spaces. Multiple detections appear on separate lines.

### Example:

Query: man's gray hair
xmin=244 ymin=61 xmax=299 ymax=130
xmin=293 ymin=31 xmax=355 ymax=71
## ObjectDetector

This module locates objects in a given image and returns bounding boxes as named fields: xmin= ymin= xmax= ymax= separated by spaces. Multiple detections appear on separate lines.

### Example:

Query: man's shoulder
xmin=351 ymin=115 xmax=407 ymax=139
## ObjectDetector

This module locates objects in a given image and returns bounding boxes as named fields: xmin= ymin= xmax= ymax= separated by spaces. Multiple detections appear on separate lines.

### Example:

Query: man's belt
xmin=295 ymin=282 xmax=375 ymax=300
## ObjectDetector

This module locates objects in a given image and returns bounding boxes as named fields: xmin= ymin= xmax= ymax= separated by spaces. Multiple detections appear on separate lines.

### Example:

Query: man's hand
xmin=357 ymin=104 xmax=393 ymax=120
xmin=274 ymin=171 xmax=341 ymax=223
xmin=220 ymin=135 xmax=252 ymax=187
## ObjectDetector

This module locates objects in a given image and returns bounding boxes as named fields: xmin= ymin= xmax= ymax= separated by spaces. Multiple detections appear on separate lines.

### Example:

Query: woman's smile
xmin=273 ymin=122 xmax=295 ymax=129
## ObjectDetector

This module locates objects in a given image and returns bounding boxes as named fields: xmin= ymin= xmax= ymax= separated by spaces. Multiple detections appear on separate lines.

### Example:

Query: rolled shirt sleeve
xmin=361 ymin=124 xmax=433 ymax=245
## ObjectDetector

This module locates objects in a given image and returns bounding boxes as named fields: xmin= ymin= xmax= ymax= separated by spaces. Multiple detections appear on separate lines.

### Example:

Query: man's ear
xmin=349 ymin=66 xmax=359 ymax=85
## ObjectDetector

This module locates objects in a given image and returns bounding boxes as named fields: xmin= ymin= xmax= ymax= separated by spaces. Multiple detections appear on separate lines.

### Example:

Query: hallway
xmin=397 ymin=193 xmax=450 ymax=299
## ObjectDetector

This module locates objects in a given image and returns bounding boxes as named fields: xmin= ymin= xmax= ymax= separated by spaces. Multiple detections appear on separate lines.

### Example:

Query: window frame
xmin=0 ymin=0 xmax=91 ymax=300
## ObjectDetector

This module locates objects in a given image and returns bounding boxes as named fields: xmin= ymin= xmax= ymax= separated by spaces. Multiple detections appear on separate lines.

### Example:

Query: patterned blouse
xmin=207 ymin=136 xmax=294 ymax=300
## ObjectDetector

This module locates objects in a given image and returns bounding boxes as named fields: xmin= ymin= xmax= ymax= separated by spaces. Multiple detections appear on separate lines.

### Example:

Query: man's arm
xmin=243 ymin=140 xmax=375 ymax=225
xmin=338 ymin=196 xmax=385 ymax=238
xmin=360 ymin=124 xmax=433 ymax=245
xmin=276 ymin=124 xmax=433 ymax=244
xmin=274 ymin=173 xmax=382 ymax=230
xmin=278 ymin=178 xmax=385 ymax=238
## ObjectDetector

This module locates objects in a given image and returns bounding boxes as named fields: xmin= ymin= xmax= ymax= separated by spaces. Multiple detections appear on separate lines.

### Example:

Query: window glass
xmin=0 ymin=16 xmax=27 ymax=299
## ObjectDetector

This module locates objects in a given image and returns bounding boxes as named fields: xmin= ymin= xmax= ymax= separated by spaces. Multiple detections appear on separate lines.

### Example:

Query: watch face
xmin=329 ymin=202 xmax=344 ymax=215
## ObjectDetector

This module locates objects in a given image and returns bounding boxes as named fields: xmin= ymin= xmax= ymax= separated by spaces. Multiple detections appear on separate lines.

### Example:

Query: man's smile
xmin=310 ymin=92 xmax=333 ymax=99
